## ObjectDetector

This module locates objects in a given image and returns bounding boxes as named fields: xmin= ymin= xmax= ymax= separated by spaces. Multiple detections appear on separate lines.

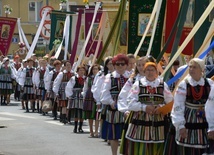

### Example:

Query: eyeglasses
xmin=115 ymin=63 xmax=126 ymax=66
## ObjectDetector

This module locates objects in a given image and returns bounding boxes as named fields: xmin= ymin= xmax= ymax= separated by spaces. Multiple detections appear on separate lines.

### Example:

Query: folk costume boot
xmin=62 ymin=114 xmax=67 ymax=124
xmin=78 ymin=121 xmax=84 ymax=133
xmin=59 ymin=113 xmax=62 ymax=122
xmin=25 ymin=102 xmax=29 ymax=112
xmin=1 ymin=96 xmax=3 ymax=105
xmin=67 ymin=110 xmax=71 ymax=123
xmin=3 ymin=96 xmax=6 ymax=105
xmin=73 ymin=121 xmax=78 ymax=133
xmin=36 ymin=102 xmax=39 ymax=113
xmin=32 ymin=102 xmax=35 ymax=112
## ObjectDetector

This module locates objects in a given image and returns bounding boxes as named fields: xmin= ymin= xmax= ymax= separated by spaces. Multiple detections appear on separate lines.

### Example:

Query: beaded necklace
xmin=191 ymin=85 xmax=204 ymax=101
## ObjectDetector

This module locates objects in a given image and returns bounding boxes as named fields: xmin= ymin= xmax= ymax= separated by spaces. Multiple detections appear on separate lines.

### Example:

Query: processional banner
xmin=49 ymin=10 xmax=73 ymax=55
xmin=0 ymin=17 xmax=17 ymax=56
xmin=128 ymin=0 xmax=166 ymax=58
xmin=85 ymin=9 xmax=103 ymax=57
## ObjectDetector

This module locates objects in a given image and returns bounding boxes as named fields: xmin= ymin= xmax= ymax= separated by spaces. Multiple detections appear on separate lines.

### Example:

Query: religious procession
xmin=0 ymin=0 xmax=214 ymax=155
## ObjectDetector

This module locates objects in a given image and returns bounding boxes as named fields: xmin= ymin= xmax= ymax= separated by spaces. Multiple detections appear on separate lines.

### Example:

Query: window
xmin=28 ymin=1 xmax=43 ymax=22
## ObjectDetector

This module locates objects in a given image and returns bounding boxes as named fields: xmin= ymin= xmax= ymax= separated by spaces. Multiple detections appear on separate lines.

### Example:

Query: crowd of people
xmin=0 ymin=52 xmax=214 ymax=155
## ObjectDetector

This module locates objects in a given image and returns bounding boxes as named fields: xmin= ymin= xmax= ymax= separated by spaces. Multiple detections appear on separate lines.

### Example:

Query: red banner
xmin=180 ymin=27 xmax=193 ymax=55
xmin=165 ymin=0 xmax=180 ymax=54
xmin=165 ymin=0 xmax=193 ymax=55
xmin=0 ymin=17 xmax=17 ymax=56
xmin=85 ymin=9 xmax=103 ymax=57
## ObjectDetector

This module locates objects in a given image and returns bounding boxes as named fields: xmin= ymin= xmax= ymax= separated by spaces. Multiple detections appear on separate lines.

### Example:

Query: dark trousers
xmin=14 ymin=84 xmax=20 ymax=100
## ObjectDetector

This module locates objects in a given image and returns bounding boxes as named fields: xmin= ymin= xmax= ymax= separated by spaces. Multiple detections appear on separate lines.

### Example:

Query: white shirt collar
xmin=112 ymin=71 xmax=130 ymax=78
xmin=140 ymin=76 xmax=161 ymax=87
xmin=187 ymin=76 xmax=205 ymax=86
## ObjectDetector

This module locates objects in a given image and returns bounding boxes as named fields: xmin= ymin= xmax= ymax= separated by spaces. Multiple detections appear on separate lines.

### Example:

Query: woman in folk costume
xmin=44 ymin=60 xmax=62 ymax=120
xmin=171 ymin=58 xmax=214 ymax=155
xmin=16 ymin=59 xmax=28 ymax=109
xmin=118 ymin=56 xmax=156 ymax=154
xmin=205 ymin=85 xmax=214 ymax=154
xmin=125 ymin=62 xmax=173 ymax=155
xmin=82 ymin=64 xmax=101 ymax=137
xmin=53 ymin=61 xmax=73 ymax=124
xmin=65 ymin=65 xmax=86 ymax=133
xmin=19 ymin=58 xmax=36 ymax=112
xmin=0 ymin=57 xmax=16 ymax=105
xmin=33 ymin=59 xmax=48 ymax=113
xmin=91 ymin=56 xmax=115 ymax=140
xmin=12 ymin=55 xmax=22 ymax=101
xmin=100 ymin=54 xmax=130 ymax=155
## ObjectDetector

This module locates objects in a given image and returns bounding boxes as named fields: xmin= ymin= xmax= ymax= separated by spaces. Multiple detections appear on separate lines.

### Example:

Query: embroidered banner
xmin=128 ymin=0 xmax=166 ymax=58
xmin=49 ymin=10 xmax=73 ymax=60
xmin=0 ymin=17 xmax=17 ymax=56
xmin=194 ymin=0 xmax=211 ymax=55
xmin=165 ymin=0 xmax=180 ymax=54
xmin=85 ymin=9 xmax=102 ymax=57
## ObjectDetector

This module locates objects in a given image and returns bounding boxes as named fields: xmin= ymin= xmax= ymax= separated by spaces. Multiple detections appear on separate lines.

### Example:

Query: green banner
xmin=128 ymin=0 xmax=166 ymax=58
xmin=194 ymin=0 xmax=211 ymax=55
xmin=49 ymin=10 xmax=73 ymax=52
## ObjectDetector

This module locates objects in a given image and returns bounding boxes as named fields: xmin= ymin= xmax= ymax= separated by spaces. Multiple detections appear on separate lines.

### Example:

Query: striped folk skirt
xmin=58 ymin=100 xmax=68 ymax=108
xmin=83 ymin=89 xmax=97 ymax=119
xmin=125 ymin=111 xmax=165 ymax=143
xmin=70 ymin=108 xmax=83 ymax=119
xmin=105 ymin=107 xmax=124 ymax=140
xmin=83 ymin=103 xmax=97 ymax=119
xmin=124 ymin=141 xmax=164 ymax=155
xmin=176 ymin=104 xmax=209 ymax=149
xmin=0 ymin=75 xmax=13 ymax=95
xmin=58 ymin=82 xmax=67 ymax=101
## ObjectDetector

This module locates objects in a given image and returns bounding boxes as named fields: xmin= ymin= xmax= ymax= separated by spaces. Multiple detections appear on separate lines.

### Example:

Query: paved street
xmin=0 ymin=97 xmax=112 ymax=155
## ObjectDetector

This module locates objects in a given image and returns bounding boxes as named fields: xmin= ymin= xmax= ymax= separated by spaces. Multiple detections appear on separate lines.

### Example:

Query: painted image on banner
xmin=1 ymin=24 xmax=10 ymax=39
xmin=55 ymin=21 xmax=64 ymax=38
xmin=92 ymin=23 xmax=99 ymax=40
xmin=138 ymin=14 xmax=153 ymax=36
xmin=120 ymin=20 xmax=127 ymax=46
xmin=184 ymin=0 xmax=194 ymax=27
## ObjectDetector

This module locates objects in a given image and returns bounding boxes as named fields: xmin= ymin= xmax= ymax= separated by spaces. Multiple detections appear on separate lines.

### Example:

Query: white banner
xmin=54 ymin=15 xmax=70 ymax=59
xmin=74 ymin=2 xmax=101 ymax=72
xmin=25 ymin=9 xmax=48 ymax=59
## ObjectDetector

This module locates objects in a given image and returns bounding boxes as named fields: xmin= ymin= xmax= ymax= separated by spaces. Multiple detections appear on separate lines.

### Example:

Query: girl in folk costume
xmin=12 ymin=55 xmax=22 ymax=101
xmin=19 ymin=58 xmax=36 ymax=112
xmin=125 ymin=62 xmax=173 ymax=155
xmin=53 ymin=61 xmax=73 ymax=124
xmin=44 ymin=60 xmax=62 ymax=120
xmin=0 ymin=57 xmax=16 ymax=105
xmin=33 ymin=59 xmax=48 ymax=114
xmin=82 ymin=64 xmax=101 ymax=137
xmin=100 ymin=54 xmax=130 ymax=155
xmin=65 ymin=65 xmax=86 ymax=133
xmin=16 ymin=59 xmax=28 ymax=109
xmin=171 ymin=58 xmax=214 ymax=155
xmin=91 ymin=56 xmax=115 ymax=140
xmin=118 ymin=56 xmax=156 ymax=154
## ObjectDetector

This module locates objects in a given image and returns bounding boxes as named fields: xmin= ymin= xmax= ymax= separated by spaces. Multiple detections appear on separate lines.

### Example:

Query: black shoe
xmin=62 ymin=119 xmax=67 ymax=124
xmin=73 ymin=128 xmax=77 ymax=133
xmin=78 ymin=128 xmax=84 ymax=133
xmin=53 ymin=115 xmax=57 ymax=120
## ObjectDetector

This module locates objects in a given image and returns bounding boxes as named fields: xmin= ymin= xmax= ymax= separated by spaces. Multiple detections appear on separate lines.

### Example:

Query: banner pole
xmin=160 ymin=0 xmax=214 ymax=77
